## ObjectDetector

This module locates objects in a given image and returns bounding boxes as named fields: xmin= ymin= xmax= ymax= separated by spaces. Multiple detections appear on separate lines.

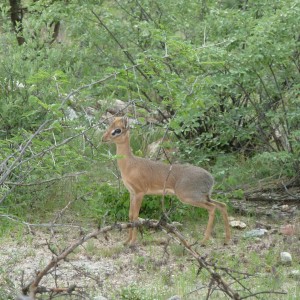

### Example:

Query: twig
xmin=4 ymin=172 xmax=87 ymax=187
xmin=281 ymin=181 xmax=299 ymax=199
xmin=206 ymin=278 xmax=215 ymax=300
xmin=91 ymin=10 xmax=149 ymax=81
xmin=240 ymin=290 xmax=287 ymax=299
xmin=157 ymin=221 xmax=241 ymax=300
xmin=0 ymin=120 xmax=50 ymax=186
xmin=62 ymin=65 xmax=142 ymax=106
xmin=22 ymin=219 xmax=158 ymax=298
xmin=0 ymin=214 xmax=84 ymax=230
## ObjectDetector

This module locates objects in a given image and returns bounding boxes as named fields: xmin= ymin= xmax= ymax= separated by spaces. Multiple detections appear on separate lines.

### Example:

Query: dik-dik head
xmin=102 ymin=117 xmax=129 ymax=144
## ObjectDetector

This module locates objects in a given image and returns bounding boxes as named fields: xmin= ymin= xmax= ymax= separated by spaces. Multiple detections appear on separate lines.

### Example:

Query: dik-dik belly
xmin=122 ymin=176 xmax=175 ymax=196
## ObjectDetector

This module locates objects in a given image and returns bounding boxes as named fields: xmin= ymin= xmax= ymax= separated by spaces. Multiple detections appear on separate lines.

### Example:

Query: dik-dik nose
xmin=102 ymin=133 xmax=109 ymax=142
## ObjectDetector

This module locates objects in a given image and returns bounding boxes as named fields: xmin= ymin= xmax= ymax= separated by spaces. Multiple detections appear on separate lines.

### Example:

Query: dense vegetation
xmin=0 ymin=0 xmax=299 ymax=229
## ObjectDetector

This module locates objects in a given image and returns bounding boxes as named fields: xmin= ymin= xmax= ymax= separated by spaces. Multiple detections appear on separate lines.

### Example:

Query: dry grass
xmin=0 ymin=210 xmax=299 ymax=300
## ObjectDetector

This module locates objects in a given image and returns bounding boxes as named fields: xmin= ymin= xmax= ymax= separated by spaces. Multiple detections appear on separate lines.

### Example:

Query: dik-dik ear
xmin=122 ymin=116 xmax=129 ymax=129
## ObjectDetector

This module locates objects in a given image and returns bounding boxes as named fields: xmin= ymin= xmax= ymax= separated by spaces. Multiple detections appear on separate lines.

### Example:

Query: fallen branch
xmin=22 ymin=220 xmax=157 ymax=298
xmin=240 ymin=290 xmax=288 ymax=299
xmin=159 ymin=220 xmax=241 ymax=299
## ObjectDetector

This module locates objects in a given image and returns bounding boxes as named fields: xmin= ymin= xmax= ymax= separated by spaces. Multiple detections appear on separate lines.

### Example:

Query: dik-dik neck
xmin=115 ymin=133 xmax=134 ymax=168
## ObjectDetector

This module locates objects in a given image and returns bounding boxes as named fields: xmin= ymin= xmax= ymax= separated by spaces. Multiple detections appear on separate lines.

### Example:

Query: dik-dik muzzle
xmin=102 ymin=117 xmax=129 ymax=143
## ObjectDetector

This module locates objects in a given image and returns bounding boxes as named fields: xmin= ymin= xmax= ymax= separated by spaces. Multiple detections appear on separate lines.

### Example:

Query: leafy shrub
xmin=82 ymin=183 xmax=201 ymax=224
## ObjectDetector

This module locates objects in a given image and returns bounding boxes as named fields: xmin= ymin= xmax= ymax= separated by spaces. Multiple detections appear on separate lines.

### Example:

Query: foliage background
xmin=0 ymin=0 xmax=299 ymax=230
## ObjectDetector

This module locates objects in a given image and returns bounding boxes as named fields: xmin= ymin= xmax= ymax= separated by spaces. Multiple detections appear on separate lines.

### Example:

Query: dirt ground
xmin=0 ymin=200 xmax=299 ymax=300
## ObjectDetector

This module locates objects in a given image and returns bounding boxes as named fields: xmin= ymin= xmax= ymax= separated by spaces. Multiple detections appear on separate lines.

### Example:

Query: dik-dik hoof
xmin=200 ymin=238 xmax=210 ymax=246
xmin=123 ymin=238 xmax=137 ymax=247
xmin=123 ymin=237 xmax=131 ymax=246
xmin=224 ymin=238 xmax=231 ymax=246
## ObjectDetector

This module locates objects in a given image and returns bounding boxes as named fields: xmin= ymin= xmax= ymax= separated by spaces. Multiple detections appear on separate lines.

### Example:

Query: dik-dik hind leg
xmin=124 ymin=192 xmax=144 ymax=246
xmin=197 ymin=201 xmax=216 ymax=245
xmin=177 ymin=195 xmax=216 ymax=245
xmin=209 ymin=198 xmax=231 ymax=244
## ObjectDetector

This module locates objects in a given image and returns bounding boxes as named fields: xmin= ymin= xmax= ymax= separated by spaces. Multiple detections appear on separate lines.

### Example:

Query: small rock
xmin=255 ymin=221 xmax=272 ymax=230
xmin=280 ymin=205 xmax=289 ymax=212
xmin=16 ymin=296 xmax=33 ymax=300
xmin=280 ymin=252 xmax=292 ymax=265
xmin=229 ymin=220 xmax=247 ymax=229
xmin=167 ymin=296 xmax=181 ymax=300
xmin=280 ymin=224 xmax=296 ymax=236
xmin=288 ymin=270 xmax=300 ymax=279
xmin=106 ymin=99 xmax=130 ymax=115
xmin=147 ymin=138 xmax=163 ymax=158
xmin=243 ymin=229 xmax=268 ymax=238
xmin=171 ymin=221 xmax=183 ymax=227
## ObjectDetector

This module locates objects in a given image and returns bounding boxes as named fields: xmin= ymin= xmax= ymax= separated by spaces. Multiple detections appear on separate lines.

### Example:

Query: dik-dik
xmin=102 ymin=117 xmax=231 ymax=246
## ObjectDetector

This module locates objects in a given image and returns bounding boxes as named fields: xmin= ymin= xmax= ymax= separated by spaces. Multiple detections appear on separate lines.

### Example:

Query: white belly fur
xmin=146 ymin=188 xmax=175 ymax=195
xmin=123 ymin=179 xmax=175 ymax=196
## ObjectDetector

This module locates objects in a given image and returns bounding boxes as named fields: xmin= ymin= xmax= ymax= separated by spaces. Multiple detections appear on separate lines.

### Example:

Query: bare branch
xmin=0 ymin=120 xmax=50 ymax=186
xmin=22 ymin=220 xmax=158 ymax=298
xmin=0 ymin=214 xmax=84 ymax=230
xmin=62 ymin=65 xmax=141 ymax=105
xmin=91 ymin=10 xmax=149 ymax=81
xmin=4 ymin=171 xmax=87 ymax=187
xmin=240 ymin=290 xmax=287 ymax=299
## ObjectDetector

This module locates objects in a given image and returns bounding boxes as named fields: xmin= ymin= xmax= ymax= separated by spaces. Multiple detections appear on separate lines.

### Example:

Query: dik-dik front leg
xmin=124 ymin=192 xmax=144 ymax=245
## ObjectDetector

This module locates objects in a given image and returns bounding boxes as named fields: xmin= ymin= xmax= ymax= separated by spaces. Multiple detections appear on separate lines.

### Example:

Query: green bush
xmin=80 ymin=183 xmax=200 ymax=224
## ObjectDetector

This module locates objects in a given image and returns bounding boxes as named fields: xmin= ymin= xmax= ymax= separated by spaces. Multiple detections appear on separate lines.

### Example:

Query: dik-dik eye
xmin=112 ymin=128 xmax=122 ymax=136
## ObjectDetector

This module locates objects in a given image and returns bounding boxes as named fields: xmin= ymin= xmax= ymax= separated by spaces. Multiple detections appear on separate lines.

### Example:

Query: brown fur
xmin=102 ymin=117 xmax=231 ymax=245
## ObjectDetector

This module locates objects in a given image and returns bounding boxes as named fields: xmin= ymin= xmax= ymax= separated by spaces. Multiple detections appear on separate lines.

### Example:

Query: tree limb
xmin=4 ymin=171 xmax=87 ymax=187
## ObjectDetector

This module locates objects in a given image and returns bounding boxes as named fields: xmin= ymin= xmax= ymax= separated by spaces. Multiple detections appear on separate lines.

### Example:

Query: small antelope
xmin=102 ymin=117 xmax=231 ymax=245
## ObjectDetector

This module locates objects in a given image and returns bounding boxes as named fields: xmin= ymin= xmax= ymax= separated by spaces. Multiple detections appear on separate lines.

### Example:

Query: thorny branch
xmin=4 ymin=171 xmax=87 ymax=187
xmin=0 ymin=124 xmax=96 ymax=205
xmin=0 ymin=120 xmax=50 ymax=186
xmin=0 ymin=214 xmax=84 ymax=230
xmin=21 ymin=220 xmax=155 ymax=299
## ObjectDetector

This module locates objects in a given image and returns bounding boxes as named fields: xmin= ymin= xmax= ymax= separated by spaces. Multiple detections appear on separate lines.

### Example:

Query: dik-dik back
xmin=102 ymin=117 xmax=231 ymax=245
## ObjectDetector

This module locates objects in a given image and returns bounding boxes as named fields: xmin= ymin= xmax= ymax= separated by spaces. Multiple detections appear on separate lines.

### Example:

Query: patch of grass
xmin=118 ymin=283 xmax=150 ymax=300
xmin=85 ymin=239 xmax=98 ymax=257
xmin=133 ymin=255 xmax=146 ymax=266
xmin=99 ymin=244 xmax=124 ymax=258
xmin=85 ymin=239 xmax=124 ymax=259
xmin=160 ymin=269 xmax=174 ymax=286
xmin=212 ymin=152 xmax=296 ymax=193
xmin=170 ymin=243 xmax=186 ymax=257
xmin=0 ymin=273 xmax=15 ymax=300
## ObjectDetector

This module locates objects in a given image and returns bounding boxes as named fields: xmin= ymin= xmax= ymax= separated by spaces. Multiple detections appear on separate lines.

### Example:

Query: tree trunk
xmin=9 ymin=0 xmax=25 ymax=45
